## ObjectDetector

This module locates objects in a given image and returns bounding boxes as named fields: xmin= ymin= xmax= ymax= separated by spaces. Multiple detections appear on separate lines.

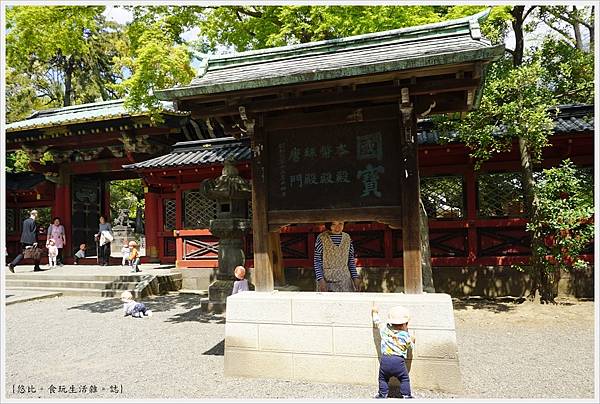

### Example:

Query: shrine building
xmin=5 ymin=11 xmax=594 ymax=298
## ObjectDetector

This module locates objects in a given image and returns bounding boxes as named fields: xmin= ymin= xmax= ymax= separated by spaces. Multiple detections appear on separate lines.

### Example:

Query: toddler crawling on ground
xmin=120 ymin=291 xmax=152 ymax=318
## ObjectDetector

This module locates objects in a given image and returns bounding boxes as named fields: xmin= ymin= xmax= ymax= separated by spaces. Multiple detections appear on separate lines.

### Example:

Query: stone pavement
xmin=5 ymin=290 xmax=62 ymax=306
xmin=3 ymin=294 xmax=595 ymax=400
xmin=4 ymin=263 xmax=178 ymax=277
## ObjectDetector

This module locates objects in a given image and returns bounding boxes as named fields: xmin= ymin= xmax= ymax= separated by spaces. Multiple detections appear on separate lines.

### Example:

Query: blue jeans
xmin=378 ymin=355 xmax=412 ymax=398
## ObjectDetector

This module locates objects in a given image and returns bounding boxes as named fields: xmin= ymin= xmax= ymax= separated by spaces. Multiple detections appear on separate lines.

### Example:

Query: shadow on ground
xmin=203 ymin=339 xmax=225 ymax=356
xmin=164 ymin=306 xmax=226 ymax=324
xmin=67 ymin=293 xmax=225 ymax=324
xmin=452 ymin=297 xmax=525 ymax=313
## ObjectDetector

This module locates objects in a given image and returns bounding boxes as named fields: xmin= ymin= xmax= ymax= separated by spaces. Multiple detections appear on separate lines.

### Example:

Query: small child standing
xmin=372 ymin=305 xmax=416 ymax=399
xmin=46 ymin=239 xmax=58 ymax=268
xmin=231 ymin=265 xmax=249 ymax=294
xmin=74 ymin=243 xmax=86 ymax=264
xmin=121 ymin=242 xmax=131 ymax=266
xmin=120 ymin=291 xmax=152 ymax=318
xmin=128 ymin=241 xmax=140 ymax=273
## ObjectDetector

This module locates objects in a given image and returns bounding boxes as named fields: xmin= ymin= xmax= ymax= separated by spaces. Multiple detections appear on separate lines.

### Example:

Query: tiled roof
xmin=125 ymin=104 xmax=593 ymax=170
xmin=156 ymin=10 xmax=503 ymax=100
xmin=123 ymin=137 xmax=251 ymax=170
xmin=417 ymin=104 xmax=595 ymax=144
xmin=553 ymin=104 xmax=594 ymax=133
xmin=5 ymin=99 xmax=189 ymax=132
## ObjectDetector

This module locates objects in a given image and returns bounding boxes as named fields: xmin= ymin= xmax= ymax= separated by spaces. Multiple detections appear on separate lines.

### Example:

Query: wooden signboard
xmin=266 ymin=119 xmax=402 ymax=225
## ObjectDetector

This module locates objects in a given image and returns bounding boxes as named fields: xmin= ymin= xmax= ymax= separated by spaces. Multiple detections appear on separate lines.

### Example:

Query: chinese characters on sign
xmin=12 ymin=384 xmax=123 ymax=395
xmin=268 ymin=121 xmax=400 ymax=211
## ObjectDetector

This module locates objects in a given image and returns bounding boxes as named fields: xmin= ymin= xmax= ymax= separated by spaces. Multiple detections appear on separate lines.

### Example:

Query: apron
xmin=49 ymin=224 xmax=64 ymax=249
xmin=316 ymin=231 xmax=354 ymax=292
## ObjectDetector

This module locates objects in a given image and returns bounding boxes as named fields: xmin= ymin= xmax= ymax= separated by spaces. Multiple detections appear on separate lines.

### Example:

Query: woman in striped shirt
xmin=314 ymin=221 xmax=362 ymax=292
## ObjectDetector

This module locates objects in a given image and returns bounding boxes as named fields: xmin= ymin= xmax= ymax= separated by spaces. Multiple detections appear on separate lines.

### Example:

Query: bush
xmin=528 ymin=160 xmax=594 ymax=277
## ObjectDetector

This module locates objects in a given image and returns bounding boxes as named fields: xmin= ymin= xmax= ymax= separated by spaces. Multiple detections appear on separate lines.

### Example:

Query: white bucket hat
xmin=387 ymin=306 xmax=410 ymax=324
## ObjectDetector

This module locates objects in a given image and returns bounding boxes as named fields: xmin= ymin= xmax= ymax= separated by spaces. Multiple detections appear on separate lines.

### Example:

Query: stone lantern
xmin=200 ymin=158 xmax=253 ymax=312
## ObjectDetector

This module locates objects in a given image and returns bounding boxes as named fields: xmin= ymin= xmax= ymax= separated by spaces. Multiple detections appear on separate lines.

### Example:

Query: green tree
xmin=5 ymin=150 xmax=31 ymax=173
xmin=109 ymin=179 xmax=145 ymax=225
xmin=6 ymin=6 xmax=125 ymax=109
xmin=111 ymin=6 xmax=200 ymax=120
xmin=437 ymin=5 xmax=594 ymax=302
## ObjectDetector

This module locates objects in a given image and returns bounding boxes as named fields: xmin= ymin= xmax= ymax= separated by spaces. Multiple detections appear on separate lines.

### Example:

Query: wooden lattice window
xmin=183 ymin=190 xmax=217 ymax=229
xmin=420 ymin=175 xmax=465 ymax=219
xmin=163 ymin=199 xmax=176 ymax=231
xmin=6 ymin=209 xmax=16 ymax=234
xmin=477 ymin=172 xmax=525 ymax=217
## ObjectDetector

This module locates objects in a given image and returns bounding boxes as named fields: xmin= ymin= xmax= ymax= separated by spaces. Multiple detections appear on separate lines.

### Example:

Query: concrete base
xmin=180 ymin=268 xmax=216 ymax=291
xmin=224 ymin=292 xmax=462 ymax=393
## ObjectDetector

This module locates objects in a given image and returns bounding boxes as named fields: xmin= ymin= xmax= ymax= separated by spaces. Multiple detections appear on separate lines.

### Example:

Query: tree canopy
xmin=6 ymin=6 xmax=126 ymax=119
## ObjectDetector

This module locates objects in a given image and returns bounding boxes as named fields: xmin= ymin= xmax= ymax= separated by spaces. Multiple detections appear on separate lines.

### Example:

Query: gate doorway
xmin=71 ymin=175 xmax=104 ymax=256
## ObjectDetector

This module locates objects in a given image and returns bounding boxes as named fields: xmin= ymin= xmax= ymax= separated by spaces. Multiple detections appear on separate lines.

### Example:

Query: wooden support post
xmin=249 ymin=115 xmax=275 ymax=291
xmin=144 ymin=187 xmax=160 ymax=260
xmin=399 ymin=88 xmax=423 ymax=294
xmin=269 ymin=230 xmax=285 ymax=286
xmin=465 ymin=168 xmax=478 ymax=264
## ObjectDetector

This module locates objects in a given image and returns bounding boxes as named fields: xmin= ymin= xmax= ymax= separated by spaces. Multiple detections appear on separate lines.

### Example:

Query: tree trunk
xmin=63 ymin=56 xmax=74 ymax=107
xmin=518 ymin=136 xmax=556 ymax=303
xmin=571 ymin=7 xmax=584 ymax=51
xmin=512 ymin=6 xmax=556 ymax=304
xmin=588 ymin=7 xmax=594 ymax=53
xmin=420 ymin=199 xmax=435 ymax=293
xmin=511 ymin=6 xmax=526 ymax=66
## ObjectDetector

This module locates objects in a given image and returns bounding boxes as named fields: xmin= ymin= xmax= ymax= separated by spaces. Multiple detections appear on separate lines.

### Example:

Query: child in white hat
xmin=120 ymin=291 xmax=152 ymax=318
xmin=371 ymin=304 xmax=416 ymax=399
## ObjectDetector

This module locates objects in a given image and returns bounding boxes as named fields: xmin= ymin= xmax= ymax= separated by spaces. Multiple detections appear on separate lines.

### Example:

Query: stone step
xmin=6 ymin=273 xmax=146 ymax=282
xmin=5 ymin=279 xmax=139 ymax=290
xmin=6 ymin=286 xmax=130 ymax=298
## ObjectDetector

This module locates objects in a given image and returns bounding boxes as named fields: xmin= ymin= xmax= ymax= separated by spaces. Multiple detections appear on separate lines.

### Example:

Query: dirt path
xmin=453 ymin=298 xmax=596 ymax=399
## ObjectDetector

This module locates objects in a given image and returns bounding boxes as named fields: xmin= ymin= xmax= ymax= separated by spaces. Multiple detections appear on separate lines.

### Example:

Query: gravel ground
xmin=3 ymin=294 xmax=596 ymax=400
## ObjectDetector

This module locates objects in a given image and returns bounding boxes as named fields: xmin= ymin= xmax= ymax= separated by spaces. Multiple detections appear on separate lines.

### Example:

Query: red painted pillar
xmin=144 ymin=188 xmax=160 ymax=262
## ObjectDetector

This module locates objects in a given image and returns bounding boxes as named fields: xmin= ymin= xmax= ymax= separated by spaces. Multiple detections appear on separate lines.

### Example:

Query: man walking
xmin=8 ymin=210 xmax=42 ymax=272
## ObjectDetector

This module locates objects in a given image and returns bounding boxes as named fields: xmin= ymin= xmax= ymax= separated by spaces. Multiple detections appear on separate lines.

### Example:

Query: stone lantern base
xmin=201 ymin=279 xmax=255 ymax=314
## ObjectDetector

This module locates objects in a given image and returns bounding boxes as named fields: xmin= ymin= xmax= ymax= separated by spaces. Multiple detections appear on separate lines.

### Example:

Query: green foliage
xmin=5 ymin=150 xmax=31 ymax=173
xmin=109 ymin=179 xmax=145 ymax=222
xmin=445 ymin=61 xmax=555 ymax=169
xmin=114 ymin=20 xmax=195 ymax=122
xmin=199 ymin=5 xmax=487 ymax=51
xmin=6 ymin=6 xmax=124 ymax=111
xmin=533 ymin=37 xmax=594 ymax=104
xmin=113 ymin=8 xmax=199 ymax=121
xmin=527 ymin=160 xmax=594 ymax=274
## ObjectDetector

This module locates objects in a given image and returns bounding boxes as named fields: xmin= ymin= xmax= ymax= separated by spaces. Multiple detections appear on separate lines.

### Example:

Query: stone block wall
xmin=224 ymin=292 xmax=462 ymax=393
xmin=282 ymin=266 xmax=594 ymax=299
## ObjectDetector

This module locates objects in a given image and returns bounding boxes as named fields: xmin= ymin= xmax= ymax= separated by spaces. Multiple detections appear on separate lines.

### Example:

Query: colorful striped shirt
xmin=372 ymin=312 xmax=413 ymax=358
xmin=314 ymin=233 xmax=358 ymax=281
